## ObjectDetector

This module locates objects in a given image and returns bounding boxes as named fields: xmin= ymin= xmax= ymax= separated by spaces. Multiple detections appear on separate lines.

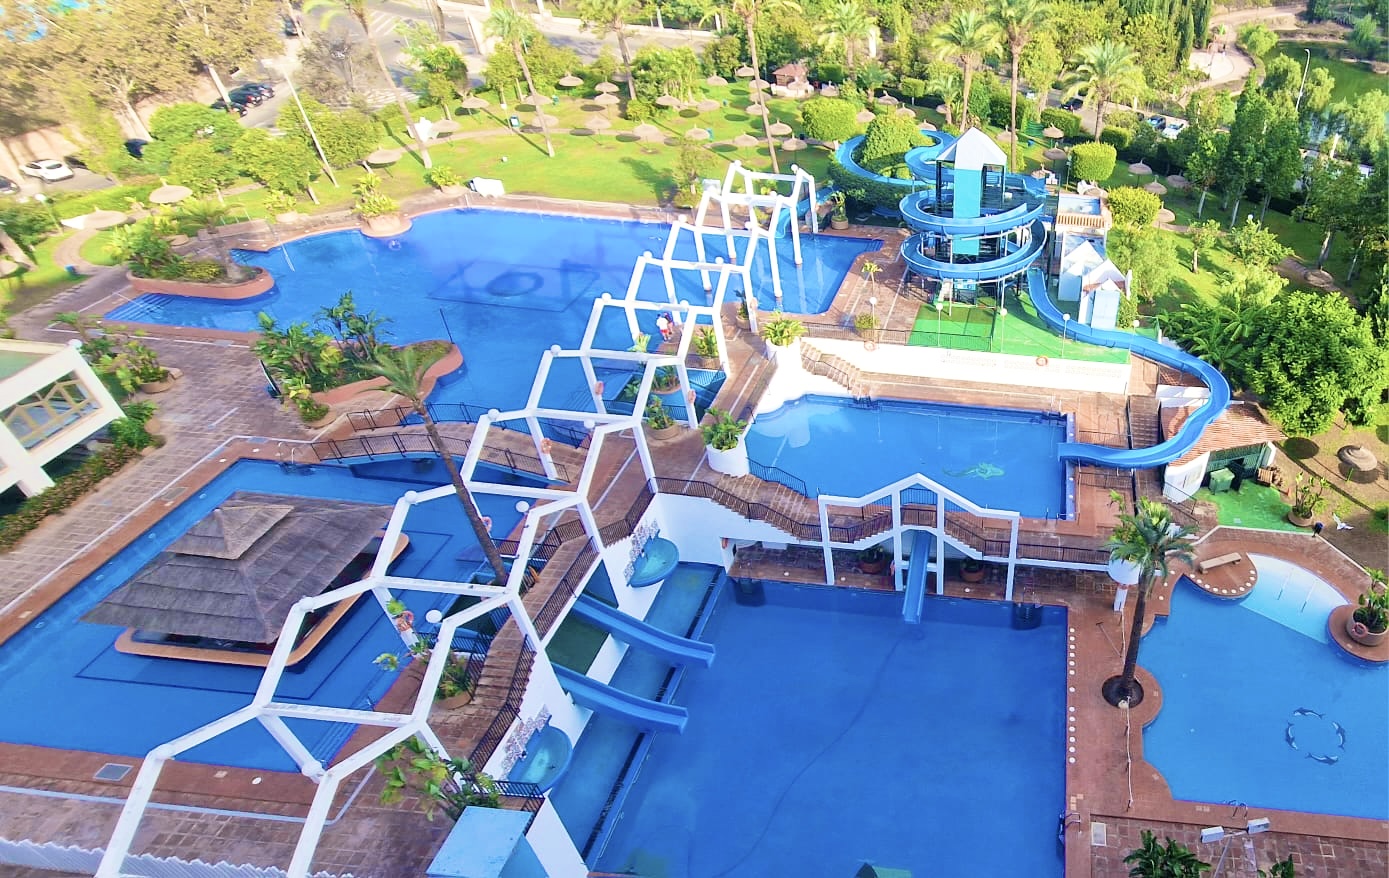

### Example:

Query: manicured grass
xmin=78 ymin=231 xmax=121 ymax=268
xmin=0 ymin=235 xmax=88 ymax=314
xmin=905 ymin=293 xmax=1133 ymax=364
xmin=1194 ymin=484 xmax=1303 ymax=532
xmin=1270 ymin=43 xmax=1387 ymax=106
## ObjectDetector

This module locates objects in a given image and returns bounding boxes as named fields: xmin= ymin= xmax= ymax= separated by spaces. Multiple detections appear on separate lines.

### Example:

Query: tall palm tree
xmin=924 ymin=64 xmax=962 ymax=128
xmin=815 ymin=0 xmax=874 ymax=72
xmin=175 ymin=200 xmax=247 ymax=281
xmin=929 ymin=10 xmax=1001 ymax=132
xmin=1103 ymin=496 xmax=1194 ymax=707
xmin=304 ymin=0 xmax=433 ymax=168
xmin=990 ymin=0 xmax=1048 ymax=168
xmin=577 ymin=0 xmax=645 ymax=100
xmin=730 ymin=0 xmax=802 ymax=173
xmin=487 ymin=7 xmax=556 ymax=158
xmin=366 ymin=347 xmax=510 ymax=586
xmin=1062 ymin=40 xmax=1145 ymax=142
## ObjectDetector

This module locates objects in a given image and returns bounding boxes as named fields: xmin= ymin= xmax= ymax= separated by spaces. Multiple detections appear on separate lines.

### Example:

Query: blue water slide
xmin=1025 ymin=269 xmax=1231 ymax=468
xmin=552 ymin=664 xmax=688 ymax=734
xmin=899 ymin=191 xmax=1047 ymax=237
xmin=903 ymin=558 xmax=930 ymax=624
xmin=901 ymin=218 xmax=1049 ymax=282
xmin=569 ymin=596 xmax=715 ymax=668
xmin=832 ymin=130 xmax=955 ymax=206
xmin=773 ymin=187 xmax=835 ymax=238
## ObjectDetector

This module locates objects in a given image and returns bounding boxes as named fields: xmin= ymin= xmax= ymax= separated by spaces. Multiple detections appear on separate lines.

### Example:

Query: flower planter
xmin=830 ymin=217 xmax=849 ymax=230
xmin=311 ymin=343 xmax=462 ymax=406
xmin=439 ymin=184 xmax=467 ymax=197
xmin=361 ymin=213 xmax=412 ymax=238
xmin=645 ymin=423 xmax=681 ymax=441
xmin=1347 ymin=614 xmax=1388 ymax=647
xmin=127 ymin=266 xmax=275 ymax=300
xmin=139 ymin=374 xmax=176 ymax=394
xmin=960 ymin=563 xmax=986 ymax=583
xmin=1287 ymin=510 xmax=1315 ymax=528
xmin=438 ymin=691 xmax=473 ymax=710
xmin=274 ymin=212 xmax=303 ymax=224
xmin=706 ymin=439 xmax=749 ymax=477
xmin=765 ymin=338 xmax=802 ymax=371
xmin=859 ymin=557 xmax=889 ymax=575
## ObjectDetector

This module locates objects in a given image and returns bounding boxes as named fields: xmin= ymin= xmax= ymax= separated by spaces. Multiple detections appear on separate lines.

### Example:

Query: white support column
xmin=525 ymin=414 xmax=559 ymax=480
xmin=766 ymin=223 xmax=783 ymax=304
xmin=1005 ymin=517 xmax=1020 ymax=601
xmin=933 ymin=495 xmax=946 ymax=595
xmin=256 ymin=714 xmax=325 ymax=780
xmin=892 ymin=492 xmax=903 ymax=591
xmin=819 ymin=500 xmax=834 ymax=585
xmin=95 ymin=755 xmax=171 ymax=877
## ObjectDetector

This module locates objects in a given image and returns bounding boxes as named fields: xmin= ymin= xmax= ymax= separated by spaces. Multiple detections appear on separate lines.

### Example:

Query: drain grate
xmin=94 ymin=763 xmax=133 ymax=782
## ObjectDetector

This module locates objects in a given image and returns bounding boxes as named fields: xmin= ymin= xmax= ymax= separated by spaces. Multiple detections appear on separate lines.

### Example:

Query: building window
xmin=3 ymin=375 xmax=98 ymax=449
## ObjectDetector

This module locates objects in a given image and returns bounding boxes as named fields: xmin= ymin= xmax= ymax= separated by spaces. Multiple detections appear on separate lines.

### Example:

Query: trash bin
xmin=65 ymin=265 xmax=80 ymax=278
xmin=1208 ymin=467 xmax=1235 ymax=493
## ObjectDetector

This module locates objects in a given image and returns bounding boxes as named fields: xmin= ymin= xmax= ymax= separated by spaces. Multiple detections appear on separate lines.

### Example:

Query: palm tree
xmin=925 ymin=64 xmax=962 ymax=128
xmin=366 ymin=347 xmax=510 ymax=586
xmin=815 ymin=0 xmax=874 ymax=72
xmin=487 ymin=7 xmax=556 ymax=158
xmin=1103 ymin=495 xmax=1194 ymax=707
xmin=1062 ymin=40 xmax=1145 ymax=142
xmin=929 ymin=10 xmax=1001 ymax=131
xmin=990 ymin=0 xmax=1048 ymax=168
xmin=577 ymin=0 xmax=645 ymax=100
xmin=304 ymin=0 xmax=433 ymax=168
xmin=175 ymin=200 xmax=247 ymax=281
xmin=730 ymin=0 xmax=803 ymax=173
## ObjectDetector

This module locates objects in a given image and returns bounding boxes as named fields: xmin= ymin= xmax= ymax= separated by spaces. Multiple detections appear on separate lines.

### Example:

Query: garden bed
xmin=127 ymin=266 xmax=274 ymax=300
xmin=310 ymin=341 xmax=461 ymax=406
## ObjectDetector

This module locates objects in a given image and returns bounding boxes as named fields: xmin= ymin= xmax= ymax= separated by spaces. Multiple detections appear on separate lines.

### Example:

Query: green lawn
xmin=1193 ymin=483 xmax=1303 ymax=532
xmin=905 ymin=290 xmax=1136 ymax=364
xmin=1270 ymin=43 xmax=1387 ymax=106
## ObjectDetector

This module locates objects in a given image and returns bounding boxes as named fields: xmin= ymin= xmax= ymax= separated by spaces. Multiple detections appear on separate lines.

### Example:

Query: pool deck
xmin=1 ymin=198 xmax=1385 ymax=877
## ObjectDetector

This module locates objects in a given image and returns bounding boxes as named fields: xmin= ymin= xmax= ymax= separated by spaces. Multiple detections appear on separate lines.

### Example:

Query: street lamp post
xmin=1062 ymin=313 xmax=1070 ymax=358
xmin=1295 ymin=48 xmax=1312 ymax=112
xmin=33 ymin=193 xmax=60 ymax=233
xmin=263 ymin=58 xmax=338 ymax=188
xmin=996 ymin=306 xmax=1007 ymax=353
xmin=934 ymin=298 xmax=943 ymax=347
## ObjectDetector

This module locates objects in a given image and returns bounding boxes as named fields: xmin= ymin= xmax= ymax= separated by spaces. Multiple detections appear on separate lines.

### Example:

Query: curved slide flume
xmin=901 ymin=218 xmax=1049 ymax=283
xmin=569 ymin=596 xmax=715 ymax=667
xmin=1025 ymin=268 xmax=1231 ymax=467
xmin=552 ymin=664 xmax=688 ymax=734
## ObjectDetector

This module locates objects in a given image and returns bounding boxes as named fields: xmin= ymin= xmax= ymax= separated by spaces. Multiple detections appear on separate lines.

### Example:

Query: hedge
xmin=0 ymin=444 xmax=142 ymax=553
xmin=1099 ymin=126 xmax=1133 ymax=151
xmin=1039 ymin=108 xmax=1082 ymax=140
xmin=828 ymin=155 xmax=916 ymax=212
xmin=1070 ymin=142 xmax=1118 ymax=183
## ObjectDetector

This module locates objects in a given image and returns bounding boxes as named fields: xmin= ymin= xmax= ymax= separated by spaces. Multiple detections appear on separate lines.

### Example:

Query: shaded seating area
xmin=83 ymin=492 xmax=405 ymax=666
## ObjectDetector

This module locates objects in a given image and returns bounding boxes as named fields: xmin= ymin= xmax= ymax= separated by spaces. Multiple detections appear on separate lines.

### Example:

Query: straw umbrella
xmin=1128 ymin=161 xmax=1152 ymax=178
xmin=685 ymin=127 xmax=711 ymax=141
xmin=895 ymin=107 xmax=916 ymax=118
xmin=735 ymin=65 xmax=756 ymax=78
xmin=593 ymin=92 xmax=620 ymax=117
xmin=84 ymin=209 xmax=129 ymax=230
xmin=364 ymin=148 xmax=403 ymax=166
xmin=768 ymin=121 xmax=793 ymax=137
xmin=595 ymin=81 xmax=619 ymax=94
xmin=633 ymin=122 xmax=663 ymax=142
xmin=461 ymin=94 xmax=489 ymax=126
xmin=1166 ymin=174 xmax=1190 ymax=190
xmin=1155 ymin=208 xmax=1175 ymax=224
xmin=558 ymin=74 xmax=583 ymax=88
xmin=749 ymin=78 xmax=770 ymax=91
xmin=995 ymin=129 xmax=1015 ymax=144
xmin=697 ymin=99 xmax=721 ymax=113
xmin=745 ymin=103 xmax=769 ymax=116
xmin=586 ymin=115 xmax=613 ymax=142
xmin=732 ymin=132 xmax=759 ymax=158
xmin=1042 ymin=125 xmax=1064 ymax=144
xmin=1144 ymin=181 xmax=1168 ymax=196
xmin=782 ymin=137 xmax=808 ymax=151
xmin=1044 ymin=147 xmax=1068 ymax=161
xmin=1337 ymin=445 xmax=1379 ymax=482
xmin=706 ymin=74 xmax=729 ymax=87
xmin=920 ymin=121 xmax=938 ymax=131
xmin=655 ymin=94 xmax=681 ymax=108
xmin=432 ymin=119 xmax=460 ymax=137
xmin=149 ymin=183 xmax=193 ymax=205
xmin=0 ymin=258 xmax=21 ymax=279
xmin=821 ymin=85 xmax=840 ymax=97
xmin=856 ymin=109 xmax=875 ymax=124
xmin=533 ymin=113 xmax=559 ymax=128
xmin=876 ymin=94 xmax=899 ymax=106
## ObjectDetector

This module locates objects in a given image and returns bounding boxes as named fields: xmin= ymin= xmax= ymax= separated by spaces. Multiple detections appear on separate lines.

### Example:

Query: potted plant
xmin=828 ymin=192 xmax=849 ymax=230
xmin=354 ymin=172 xmax=408 ymax=235
xmin=436 ymin=652 xmax=476 ymax=709
xmin=858 ymin=543 xmax=890 ymax=575
xmin=652 ymin=365 xmax=680 ymax=394
xmin=735 ymin=299 xmax=754 ymax=330
xmin=1347 ymin=570 xmax=1388 ymax=647
xmin=691 ymin=326 xmax=721 ymax=369
xmin=644 ymin=396 xmax=680 ymax=440
xmin=960 ymin=558 xmax=987 ymax=583
xmin=264 ymin=190 xmax=301 ymax=223
xmin=1286 ymin=473 xmax=1327 ymax=527
xmin=701 ymin=407 xmax=749 ymax=476
xmin=760 ymin=311 xmax=807 ymax=364
xmin=854 ymin=312 xmax=881 ymax=348
xmin=424 ymin=166 xmax=465 ymax=196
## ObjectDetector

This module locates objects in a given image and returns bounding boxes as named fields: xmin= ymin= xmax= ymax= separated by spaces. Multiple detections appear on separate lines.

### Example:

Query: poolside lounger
xmin=1198 ymin=552 xmax=1241 ymax=573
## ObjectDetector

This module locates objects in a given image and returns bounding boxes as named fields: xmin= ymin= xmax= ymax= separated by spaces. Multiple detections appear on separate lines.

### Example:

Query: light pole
xmin=1200 ymin=818 xmax=1270 ymax=877
xmin=1295 ymin=48 xmax=1312 ymax=112
xmin=996 ymin=306 xmax=1007 ymax=352
xmin=934 ymin=298 xmax=943 ymax=347
xmin=263 ymin=58 xmax=338 ymax=188
xmin=1062 ymin=313 xmax=1070 ymax=358
xmin=33 ymin=193 xmax=60 ymax=232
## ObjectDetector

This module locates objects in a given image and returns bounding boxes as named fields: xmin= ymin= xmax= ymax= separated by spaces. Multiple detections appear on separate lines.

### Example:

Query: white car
xmin=1161 ymin=120 xmax=1188 ymax=141
xmin=21 ymin=159 xmax=74 ymax=182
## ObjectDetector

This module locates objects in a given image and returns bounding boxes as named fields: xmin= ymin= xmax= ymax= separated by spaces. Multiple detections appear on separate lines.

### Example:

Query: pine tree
xmin=1192 ymin=0 xmax=1212 ymax=47
xmin=1176 ymin=11 xmax=1194 ymax=67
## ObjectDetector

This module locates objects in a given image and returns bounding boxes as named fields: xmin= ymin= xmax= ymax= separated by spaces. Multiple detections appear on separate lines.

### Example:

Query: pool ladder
xmin=277 ymin=442 xmax=313 ymax=475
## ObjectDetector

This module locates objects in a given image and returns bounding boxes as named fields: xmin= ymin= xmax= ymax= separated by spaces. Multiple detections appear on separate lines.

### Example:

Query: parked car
xmin=1146 ymin=114 xmax=1166 ymax=129
xmin=1161 ymin=120 xmax=1188 ymax=140
xmin=0 ymin=175 xmax=18 ymax=196
xmin=1062 ymin=97 xmax=1084 ymax=112
xmin=226 ymin=86 xmax=265 ymax=107
xmin=20 ymin=159 xmax=74 ymax=182
xmin=283 ymin=14 xmax=302 ymax=36
xmin=236 ymin=82 xmax=275 ymax=99
xmin=211 ymin=98 xmax=249 ymax=117
xmin=124 ymin=139 xmax=148 ymax=159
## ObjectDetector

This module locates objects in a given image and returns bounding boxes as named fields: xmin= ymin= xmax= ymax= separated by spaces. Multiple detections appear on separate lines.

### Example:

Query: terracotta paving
xmin=1 ymin=202 xmax=1385 ymax=876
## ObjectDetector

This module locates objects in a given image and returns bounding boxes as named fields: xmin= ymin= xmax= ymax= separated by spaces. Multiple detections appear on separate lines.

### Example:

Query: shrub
xmin=1099 ymin=126 xmax=1133 ymax=151
xmin=177 ymin=260 xmax=227 ymax=282
xmin=424 ymin=167 xmax=461 ymax=189
xmin=801 ymin=97 xmax=860 ymax=145
xmin=0 ymin=445 xmax=142 ymax=553
xmin=816 ymin=61 xmax=847 ymax=84
xmin=1070 ymin=142 xmax=1118 ymax=183
xmin=263 ymin=190 xmax=299 ymax=216
xmin=624 ymin=97 xmax=658 ymax=123
xmin=759 ymin=312 xmax=807 ymax=346
xmin=828 ymin=155 xmax=905 ymax=211
xmin=1039 ymin=108 xmax=1082 ymax=140
xmin=897 ymin=77 xmax=926 ymax=104
xmin=700 ymin=407 xmax=747 ymax=450
xmin=1116 ymin=290 xmax=1139 ymax=328
xmin=858 ymin=113 xmax=927 ymax=174
xmin=1105 ymin=109 xmax=1140 ymax=131
xmin=1107 ymin=187 xmax=1162 ymax=228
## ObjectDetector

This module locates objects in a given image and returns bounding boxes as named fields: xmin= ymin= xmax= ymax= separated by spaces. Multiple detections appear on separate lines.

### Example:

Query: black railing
xmin=597 ymin=482 xmax=655 ymax=546
xmin=748 ymin=457 xmax=811 ymax=497
xmin=469 ymin=641 xmax=534 ymax=768
xmin=312 ymin=430 xmax=570 ymax=483
xmin=347 ymin=403 xmax=592 ymax=450
xmin=534 ymin=543 xmax=599 ymax=638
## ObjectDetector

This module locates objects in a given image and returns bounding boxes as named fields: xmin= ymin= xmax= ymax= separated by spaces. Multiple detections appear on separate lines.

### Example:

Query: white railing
xmin=0 ymin=838 xmax=352 ymax=878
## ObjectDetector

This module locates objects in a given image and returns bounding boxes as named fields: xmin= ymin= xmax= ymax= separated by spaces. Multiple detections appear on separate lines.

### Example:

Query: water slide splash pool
xmin=1025 ymin=269 xmax=1231 ymax=467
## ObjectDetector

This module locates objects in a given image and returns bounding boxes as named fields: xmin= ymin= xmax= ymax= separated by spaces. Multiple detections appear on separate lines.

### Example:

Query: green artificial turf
xmin=1193 ymin=483 xmax=1304 ymax=532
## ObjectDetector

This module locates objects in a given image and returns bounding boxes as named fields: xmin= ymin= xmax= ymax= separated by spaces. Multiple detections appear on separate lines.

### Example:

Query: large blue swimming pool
xmin=105 ymin=210 xmax=875 ymax=414
xmin=581 ymin=581 xmax=1067 ymax=877
xmin=0 ymin=460 xmax=527 ymax=771
xmin=1142 ymin=558 xmax=1389 ymax=820
xmin=745 ymin=395 xmax=1071 ymax=518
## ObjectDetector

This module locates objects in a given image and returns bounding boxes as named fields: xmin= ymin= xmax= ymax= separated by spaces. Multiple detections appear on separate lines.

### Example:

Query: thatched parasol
xmin=633 ymin=122 xmax=663 ymax=141
xmin=745 ymin=102 xmax=769 ymax=116
xmin=83 ymin=493 xmax=392 ymax=643
xmin=935 ymin=104 xmax=949 ymax=115
xmin=1128 ymin=161 xmax=1152 ymax=177
xmin=655 ymin=94 xmax=681 ymax=107
xmin=1144 ymin=181 xmax=1168 ymax=195
xmin=520 ymin=93 xmax=549 ymax=107
xmin=1155 ymin=208 xmax=1175 ymax=224
xmin=876 ymin=94 xmax=899 ymax=106
xmin=558 ymin=74 xmax=583 ymax=88
xmin=1338 ymin=445 xmax=1378 ymax=476
xmin=149 ymin=183 xmax=193 ymax=205
xmin=735 ymin=65 xmax=756 ymax=78
xmin=995 ymin=129 xmax=1015 ymax=142
xmin=919 ymin=121 xmax=937 ymax=131
xmin=593 ymin=92 xmax=621 ymax=107
xmin=83 ymin=209 xmax=130 ymax=230
xmin=1044 ymin=147 xmax=1068 ymax=161
xmin=0 ymin=258 xmax=21 ymax=278
xmin=820 ymin=85 xmax=840 ymax=97
xmin=1166 ymin=174 xmax=1191 ymax=189
xmin=1042 ymin=126 xmax=1065 ymax=140
xmin=732 ymin=133 xmax=760 ymax=150
xmin=365 ymin=148 xmax=403 ymax=166
xmin=432 ymin=118 xmax=460 ymax=135
xmin=781 ymin=137 xmax=808 ymax=151
xmin=586 ymin=115 xmax=613 ymax=132
xmin=895 ymin=107 xmax=916 ymax=118
xmin=856 ymin=109 xmax=876 ymax=123
xmin=706 ymin=74 xmax=729 ymax=87
xmin=595 ymin=81 xmax=619 ymax=94
xmin=685 ymin=127 xmax=711 ymax=141
xmin=461 ymin=95 xmax=489 ymax=110
xmin=697 ymin=98 xmax=721 ymax=113
xmin=749 ymin=78 xmax=770 ymax=91
xmin=767 ymin=121 xmax=793 ymax=136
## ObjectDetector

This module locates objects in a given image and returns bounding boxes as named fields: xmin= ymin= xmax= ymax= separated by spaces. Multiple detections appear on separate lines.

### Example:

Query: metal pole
xmin=1295 ymin=48 xmax=1311 ymax=112
xmin=272 ymin=61 xmax=339 ymax=187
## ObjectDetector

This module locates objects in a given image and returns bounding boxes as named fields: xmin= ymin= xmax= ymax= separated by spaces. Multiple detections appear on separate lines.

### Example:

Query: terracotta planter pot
xmin=646 ymin=423 xmax=681 ymax=441
xmin=1346 ymin=614 xmax=1388 ymax=647
xmin=859 ymin=557 xmax=889 ymax=575
xmin=438 ymin=690 xmax=473 ymax=710
xmin=961 ymin=564 xmax=986 ymax=583
xmin=830 ymin=217 xmax=849 ymax=230
xmin=1287 ymin=509 xmax=1316 ymax=528
xmin=274 ymin=212 xmax=302 ymax=224
xmin=128 ymin=266 xmax=274 ymax=300
xmin=361 ymin=213 xmax=412 ymax=237
xmin=439 ymin=184 xmax=467 ymax=196
xmin=139 ymin=374 xmax=176 ymax=394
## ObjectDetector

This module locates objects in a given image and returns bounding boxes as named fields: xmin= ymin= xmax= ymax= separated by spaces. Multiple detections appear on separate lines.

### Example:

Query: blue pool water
xmin=746 ymin=395 xmax=1070 ymax=518
xmin=105 ymin=210 xmax=875 ymax=414
xmin=584 ymin=582 xmax=1067 ymax=877
xmin=1142 ymin=563 xmax=1389 ymax=820
xmin=0 ymin=460 xmax=528 ymax=771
